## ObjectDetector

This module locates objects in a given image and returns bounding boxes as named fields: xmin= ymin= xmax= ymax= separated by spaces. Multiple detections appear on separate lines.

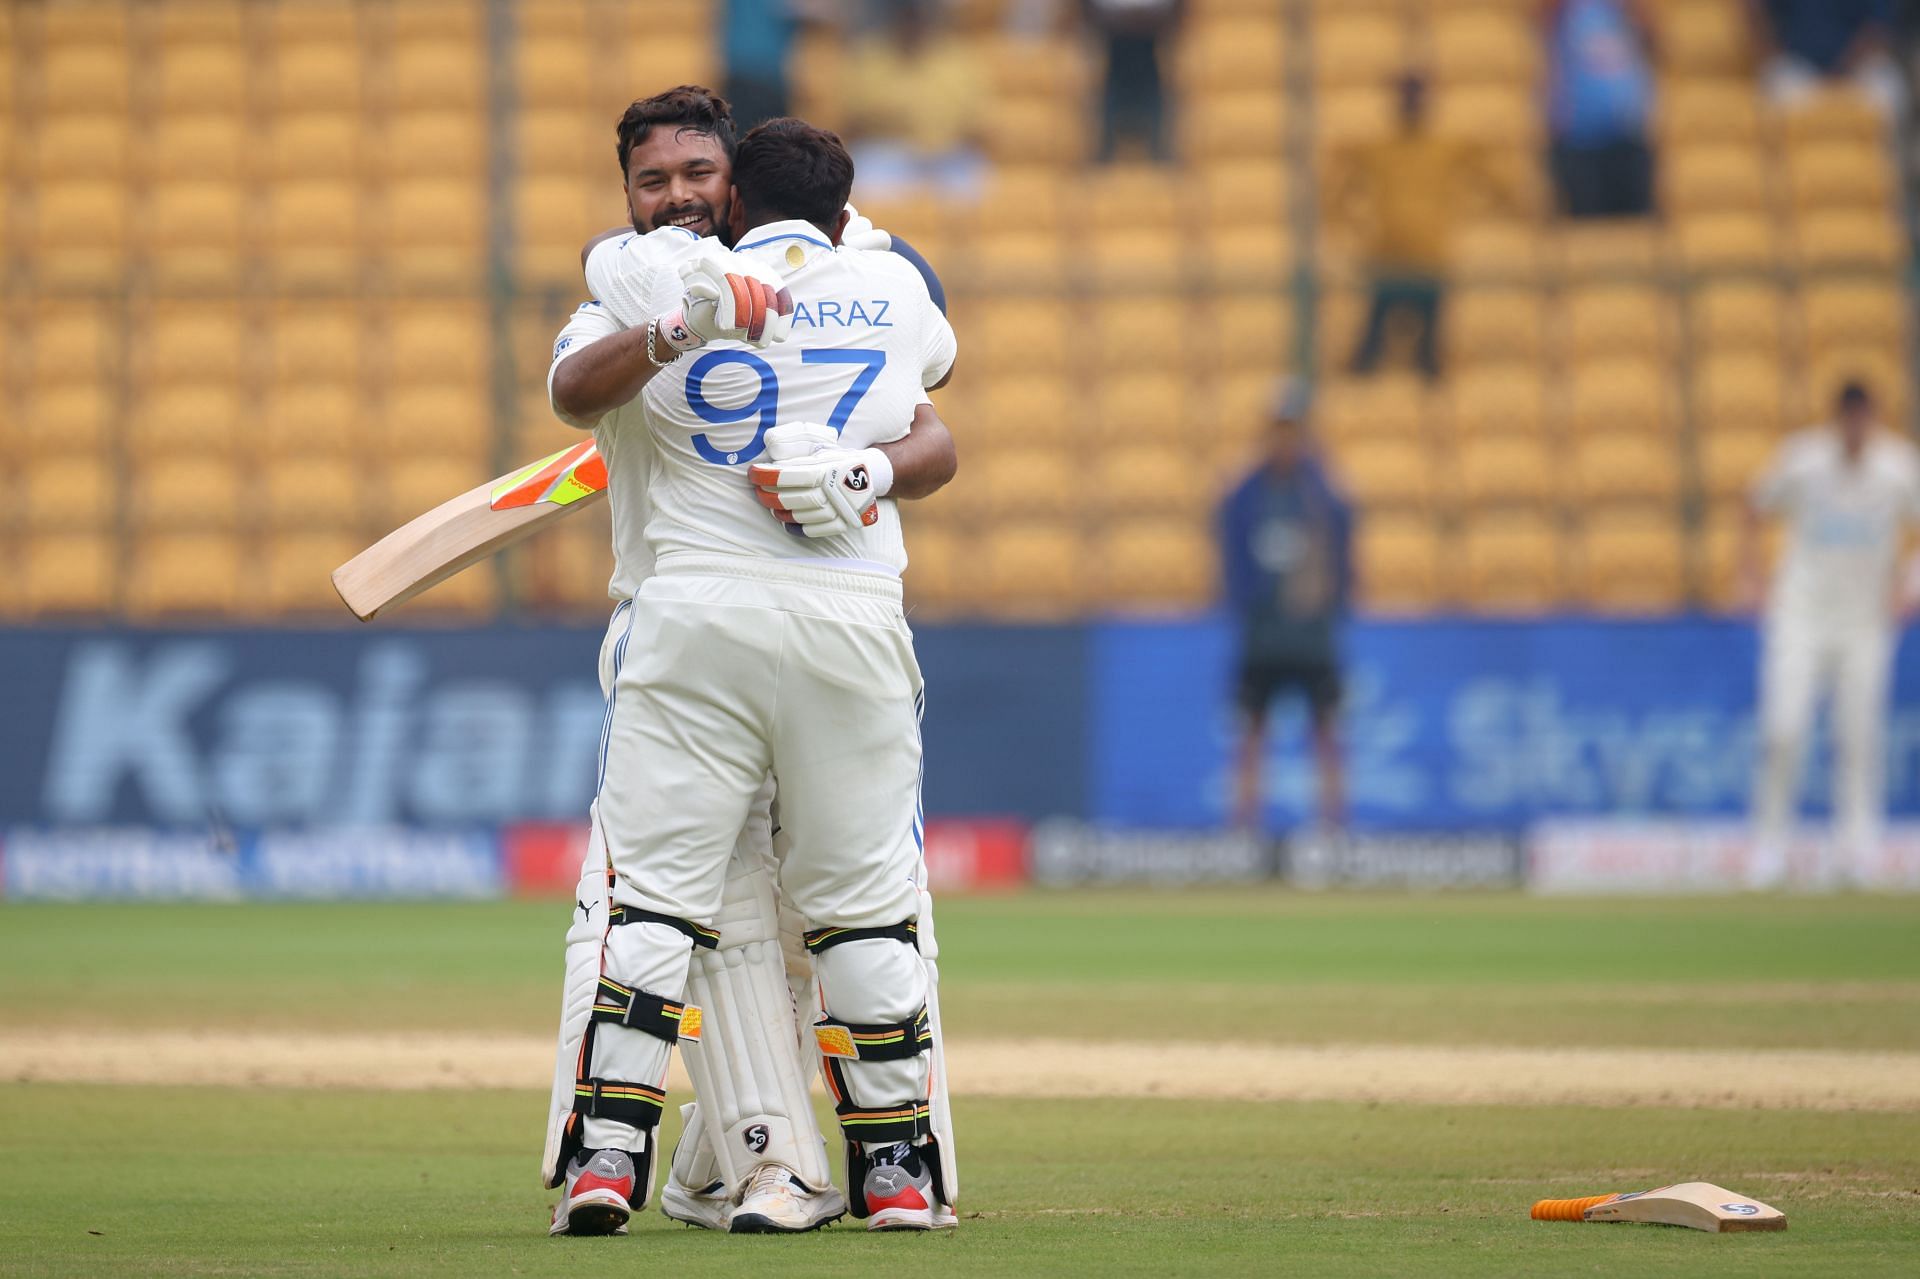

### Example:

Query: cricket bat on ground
xmin=331 ymin=439 xmax=608 ymax=621
xmin=1531 ymin=1182 xmax=1786 ymax=1233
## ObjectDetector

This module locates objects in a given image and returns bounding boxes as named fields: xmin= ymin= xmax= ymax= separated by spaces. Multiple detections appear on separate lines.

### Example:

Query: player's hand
xmin=656 ymin=249 xmax=794 ymax=355
xmin=840 ymin=203 xmax=892 ymax=252
xmin=749 ymin=422 xmax=894 ymax=539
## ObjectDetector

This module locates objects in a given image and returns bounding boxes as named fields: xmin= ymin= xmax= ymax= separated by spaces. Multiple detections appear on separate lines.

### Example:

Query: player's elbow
xmin=549 ymin=363 xmax=601 ymax=428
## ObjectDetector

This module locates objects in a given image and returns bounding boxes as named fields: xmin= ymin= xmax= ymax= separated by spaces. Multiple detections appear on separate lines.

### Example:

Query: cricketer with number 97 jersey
xmin=638 ymin=217 xmax=956 ymax=574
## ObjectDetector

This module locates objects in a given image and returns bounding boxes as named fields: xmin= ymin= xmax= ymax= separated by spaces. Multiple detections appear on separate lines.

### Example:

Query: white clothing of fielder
xmin=1750 ymin=425 xmax=1920 ymax=888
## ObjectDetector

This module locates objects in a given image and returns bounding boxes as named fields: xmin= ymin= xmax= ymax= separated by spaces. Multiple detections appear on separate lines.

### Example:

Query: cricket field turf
xmin=2 ymin=891 xmax=1918 ymax=1276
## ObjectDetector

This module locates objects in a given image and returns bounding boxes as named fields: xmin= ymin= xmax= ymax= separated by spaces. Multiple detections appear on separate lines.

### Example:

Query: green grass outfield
xmin=3 ymin=891 xmax=1919 ymax=1276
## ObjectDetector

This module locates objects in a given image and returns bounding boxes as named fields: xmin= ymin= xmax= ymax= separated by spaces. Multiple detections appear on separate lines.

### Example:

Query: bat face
xmin=331 ymin=441 xmax=610 ymax=621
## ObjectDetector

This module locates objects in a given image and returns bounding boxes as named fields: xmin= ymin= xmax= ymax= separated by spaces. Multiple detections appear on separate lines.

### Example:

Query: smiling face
xmin=623 ymin=127 xmax=732 ymax=240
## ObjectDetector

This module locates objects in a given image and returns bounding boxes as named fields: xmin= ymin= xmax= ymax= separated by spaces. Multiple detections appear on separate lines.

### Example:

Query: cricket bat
xmin=331 ymin=439 xmax=608 ymax=621
xmin=1530 ymin=1182 xmax=1786 ymax=1233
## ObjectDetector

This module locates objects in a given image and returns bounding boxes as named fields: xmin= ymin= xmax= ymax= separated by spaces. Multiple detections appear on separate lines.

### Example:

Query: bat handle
xmin=1530 ymin=1194 xmax=1617 ymax=1222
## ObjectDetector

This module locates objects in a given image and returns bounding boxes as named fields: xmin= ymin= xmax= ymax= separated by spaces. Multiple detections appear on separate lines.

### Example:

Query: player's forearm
xmin=881 ymin=405 xmax=958 ymax=500
xmin=550 ymin=327 xmax=665 ymax=423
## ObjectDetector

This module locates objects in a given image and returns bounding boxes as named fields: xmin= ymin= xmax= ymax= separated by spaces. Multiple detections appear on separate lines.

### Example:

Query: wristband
xmin=652 ymin=308 xmax=704 ymax=359
xmin=851 ymin=447 xmax=894 ymax=499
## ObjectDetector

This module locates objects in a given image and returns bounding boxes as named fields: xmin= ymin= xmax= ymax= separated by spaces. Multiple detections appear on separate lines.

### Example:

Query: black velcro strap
xmin=803 ymin=919 xmax=917 ymax=954
xmin=571 ymin=1077 xmax=665 ymax=1128
xmin=833 ymin=1097 xmax=932 ymax=1144
xmin=814 ymin=1007 xmax=931 ymax=1062
xmin=591 ymin=977 xmax=698 ymax=1044
xmin=608 ymin=905 xmax=720 ymax=950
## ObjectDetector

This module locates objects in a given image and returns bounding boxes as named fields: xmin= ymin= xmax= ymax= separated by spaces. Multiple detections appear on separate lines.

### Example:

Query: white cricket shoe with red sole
xmin=862 ymin=1143 xmax=956 ymax=1231
xmin=549 ymin=1149 xmax=636 ymax=1237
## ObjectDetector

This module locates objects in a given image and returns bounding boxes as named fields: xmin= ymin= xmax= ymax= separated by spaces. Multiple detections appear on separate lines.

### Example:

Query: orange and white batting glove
xmin=749 ymin=422 xmax=893 ymax=539
xmin=657 ymin=248 xmax=794 ymax=354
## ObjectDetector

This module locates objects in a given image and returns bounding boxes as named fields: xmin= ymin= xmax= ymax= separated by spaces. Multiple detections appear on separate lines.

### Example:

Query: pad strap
xmin=813 ymin=1007 xmax=931 ymax=1062
xmin=803 ymin=919 xmax=917 ymax=954
xmin=833 ymin=1097 xmax=933 ymax=1143
xmin=571 ymin=1077 xmax=666 ymax=1129
xmin=608 ymin=904 xmax=720 ymax=950
xmin=591 ymin=977 xmax=703 ymax=1044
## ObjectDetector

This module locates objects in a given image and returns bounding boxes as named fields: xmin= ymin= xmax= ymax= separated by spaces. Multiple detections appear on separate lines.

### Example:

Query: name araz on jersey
xmin=790 ymin=299 xmax=892 ymax=329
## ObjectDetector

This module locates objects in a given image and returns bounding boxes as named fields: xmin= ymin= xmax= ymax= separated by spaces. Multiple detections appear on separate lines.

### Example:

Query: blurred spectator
xmin=1085 ymin=0 xmax=1184 ymax=163
xmin=1218 ymin=381 xmax=1355 ymax=835
xmin=1743 ymin=380 xmax=1920 ymax=890
xmin=844 ymin=0 xmax=989 ymax=201
xmin=723 ymin=0 xmax=796 ymax=129
xmin=1542 ymin=0 xmax=1657 ymax=219
xmin=1330 ymin=75 xmax=1515 ymax=380
xmin=1753 ymin=0 xmax=1905 ymax=123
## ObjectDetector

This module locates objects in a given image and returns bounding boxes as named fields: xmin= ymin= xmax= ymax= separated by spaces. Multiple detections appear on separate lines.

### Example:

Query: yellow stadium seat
xmin=1202 ymin=372 xmax=1290 ymax=452
xmin=1452 ymin=220 xmax=1544 ymax=281
xmin=1200 ymin=225 xmax=1292 ymax=285
xmin=977 ymin=167 xmax=1069 ymax=235
xmin=964 ymin=448 xmax=1078 ymax=520
xmin=156 ymin=41 xmax=247 ymax=112
xmin=1087 ymin=166 xmax=1182 ymax=232
xmin=380 ymin=110 xmax=486 ymax=178
xmin=1183 ymin=90 xmax=1287 ymax=159
xmin=388 ymin=303 xmax=491 ymax=384
xmin=1089 ymin=228 xmax=1186 ymax=287
xmin=41 ymin=45 xmax=130 ymax=112
xmin=1451 ymin=365 xmax=1546 ymax=437
xmin=1459 ymin=510 xmax=1564 ymax=613
xmin=271 ymin=0 xmax=358 ymax=43
xmin=1562 ymin=285 xmax=1670 ymax=360
xmin=1697 ymin=426 xmax=1778 ymax=502
xmin=391 ymin=0 xmax=483 ymax=39
xmin=1457 ymin=435 xmax=1556 ymax=506
xmin=1448 ymin=288 xmax=1545 ymax=367
xmin=1334 ymin=438 xmax=1442 ymax=510
xmin=130 ymin=456 xmax=242 ymax=531
xmin=29 ymin=305 xmax=118 ymax=385
xmin=25 ymin=455 xmax=115 ymax=530
xmin=624 ymin=35 xmax=719 ymax=98
xmin=262 ymin=532 xmax=363 ymax=615
xmin=1198 ymin=159 xmax=1288 ymax=228
xmin=1095 ymin=518 xmax=1214 ymax=612
xmin=515 ymin=178 xmax=601 ymax=279
xmin=1555 ymin=221 xmax=1665 ymax=277
xmin=379 ymin=386 xmax=493 ymax=460
xmin=981 ymin=523 xmax=1085 ymax=615
xmin=262 ymin=457 xmax=362 ymax=530
xmin=379 ymin=457 xmax=491 ymax=527
xmin=1662 ymin=144 xmax=1768 ymax=215
xmin=1575 ymin=509 xmax=1687 ymax=613
xmin=1208 ymin=295 xmax=1293 ymax=373
xmin=1176 ymin=18 xmax=1287 ymax=88
xmin=148 ymin=114 xmax=246 ymax=180
xmin=1693 ymin=353 xmax=1787 ymax=434
xmin=518 ymin=36 xmax=594 ymax=107
xmin=263 ymin=180 xmax=362 ymax=285
xmin=388 ymin=39 xmax=484 ymax=110
xmin=158 ymin=1 xmax=245 ymax=41
xmin=982 ymin=96 xmax=1086 ymax=165
xmin=1570 ymin=434 xmax=1682 ymax=506
xmin=1315 ymin=375 xmax=1427 ymax=441
xmin=1785 ymin=142 xmax=1892 ymax=211
xmin=1315 ymin=87 xmax=1395 ymax=148
xmin=263 ymin=114 xmax=361 ymax=181
xmin=1688 ymin=281 xmax=1785 ymax=354
xmin=1658 ymin=0 xmax=1750 ymax=74
xmin=516 ymin=108 xmax=605 ymax=178
xmin=125 ymin=384 xmax=245 ymax=457
xmin=1566 ymin=358 xmax=1671 ymax=436
xmin=1658 ymin=78 xmax=1760 ymax=144
xmin=1433 ymin=83 xmax=1541 ymax=147
xmin=901 ymin=524 xmax=971 ymax=613
xmin=1356 ymin=512 xmax=1446 ymax=612
xmin=125 ymin=534 xmax=246 ymax=617
xmin=271 ymin=304 xmax=364 ymax=385
xmin=260 ymin=383 xmax=365 ymax=458
xmin=974 ymin=299 xmax=1070 ymax=370
xmin=1313 ymin=12 xmax=1409 ymax=86
xmin=1801 ymin=281 xmax=1905 ymax=353
xmin=514 ymin=513 xmax=614 ymax=613
xmin=380 ymin=178 xmax=486 ymax=283
xmin=138 ymin=305 xmax=245 ymax=385
xmin=1092 ymin=373 xmax=1188 ymax=446
xmin=1699 ymin=502 xmax=1788 ymax=610
xmin=1091 ymin=294 xmax=1192 ymax=371
xmin=1431 ymin=8 xmax=1538 ymax=84
xmin=271 ymin=43 xmax=362 ymax=109
xmin=23 ymin=533 xmax=117 ymax=616
xmin=30 ymin=181 xmax=127 ymax=283
xmin=42 ymin=3 xmax=128 ymax=45
xmin=1778 ymin=91 xmax=1885 ymax=146
xmin=31 ymin=114 xmax=128 ymax=180
xmin=147 ymin=180 xmax=247 ymax=285
xmin=1796 ymin=210 xmax=1904 ymax=271
xmin=17 ymin=385 xmax=113 ymax=453
xmin=1091 ymin=446 xmax=1211 ymax=518
xmin=1671 ymin=213 xmax=1777 ymax=272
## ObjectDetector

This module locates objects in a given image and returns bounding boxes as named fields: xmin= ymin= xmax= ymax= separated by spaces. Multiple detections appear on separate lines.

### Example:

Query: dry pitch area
xmin=2 ymin=891 xmax=1917 ymax=1276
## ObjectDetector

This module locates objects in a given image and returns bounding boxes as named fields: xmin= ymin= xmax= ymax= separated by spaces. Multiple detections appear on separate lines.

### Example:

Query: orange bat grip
xmin=1531 ymin=1194 xmax=1617 ymax=1222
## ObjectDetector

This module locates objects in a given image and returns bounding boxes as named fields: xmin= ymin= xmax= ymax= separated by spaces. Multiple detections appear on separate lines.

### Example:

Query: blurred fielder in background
xmin=1219 ymin=381 xmax=1355 ymax=836
xmin=1745 ymin=380 xmax=1920 ymax=889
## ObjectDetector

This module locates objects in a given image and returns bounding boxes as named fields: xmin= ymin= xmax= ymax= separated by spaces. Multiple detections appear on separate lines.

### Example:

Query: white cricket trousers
xmin=1753 ymin=611 xmax=1896 ymax=884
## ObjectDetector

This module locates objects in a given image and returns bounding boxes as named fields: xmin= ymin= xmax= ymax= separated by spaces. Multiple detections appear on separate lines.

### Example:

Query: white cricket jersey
xmin=1753 ymin=425 xmax=1920 ymax=624
xmin=638 ymin=218 xmax=955 ymax=576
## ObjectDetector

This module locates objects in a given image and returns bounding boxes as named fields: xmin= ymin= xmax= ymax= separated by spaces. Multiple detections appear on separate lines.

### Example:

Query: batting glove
xmin=840 ymin=203 xmax=893 ymax=252
xmin=654 ymin=248 xmax=795 ymax=356
xmin=748 ymin=422 xmax=894 ymax=539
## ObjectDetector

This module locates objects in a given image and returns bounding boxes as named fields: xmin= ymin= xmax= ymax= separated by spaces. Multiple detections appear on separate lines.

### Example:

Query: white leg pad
xmin=541 ymin=808 xmax=612 ymax=1189
xmin=813 ymin=935 xmax=930 ymax=1138
xmin=582 ymin=919 xmax=694 ymax=1153
xmin=669 ymin=1101 xmax=723 ymax=1192
xmin=918 ymin=887 xmax=960 ymax=1208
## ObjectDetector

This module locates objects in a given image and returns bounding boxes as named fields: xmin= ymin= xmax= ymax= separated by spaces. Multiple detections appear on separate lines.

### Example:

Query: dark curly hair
xmin=732 ymin=117 xmax=855 ymax=231
xmin=615 ymin=85 xmax=736 ymax=177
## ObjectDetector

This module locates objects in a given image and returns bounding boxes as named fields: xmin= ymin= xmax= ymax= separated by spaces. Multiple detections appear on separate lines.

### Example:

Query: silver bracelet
xmin=644 ymin=319 xmax=671 ymax=368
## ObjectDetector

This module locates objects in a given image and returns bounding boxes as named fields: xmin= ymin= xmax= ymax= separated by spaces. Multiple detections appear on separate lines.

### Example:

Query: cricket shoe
xmin=548 ymin=1149 xmax=635 ymax=1237
xmin=862 ymin=1142 xmax=955 ymax=1231
xmin=659 ymin=1175 xmax=731 ymax=1231
xmin=729 ymin=1163 xmax=847 ymax=1234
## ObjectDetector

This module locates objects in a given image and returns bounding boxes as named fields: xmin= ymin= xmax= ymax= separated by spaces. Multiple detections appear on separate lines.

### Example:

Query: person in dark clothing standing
xmin=1217 ymin=382 xmax=1356 ymax=834
xmin=1085 ymin=0 xmax=1184 ymax=163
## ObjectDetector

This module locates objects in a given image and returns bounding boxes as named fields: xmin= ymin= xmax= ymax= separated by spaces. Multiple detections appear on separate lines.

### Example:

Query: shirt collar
xmin=733 ymin=219 xmax=837 ymax=271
